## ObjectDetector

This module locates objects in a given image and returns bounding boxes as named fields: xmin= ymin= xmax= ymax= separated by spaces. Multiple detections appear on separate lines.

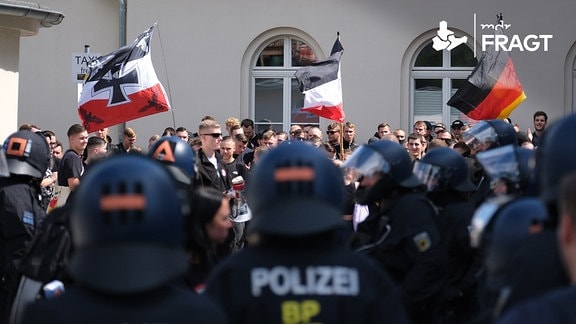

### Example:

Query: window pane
xmin=450 ymin=79 xmax=474 ymax=124
xmin=256 ymin=39 xmax=284 ymax=67
xmin=291 ymin=78 xmax=318 ymax=124
xmin=415 ymin=43 xmax=442 ymax=67
xmin=291 ymin=39 xmax=317 ymax=67
xmin=451 ymin=45 xmax=477 ymax=67
xmin=255 ymin=78 xmax=283 ymax=126
xmin=414 ymin=79 xmax=442 ymax=123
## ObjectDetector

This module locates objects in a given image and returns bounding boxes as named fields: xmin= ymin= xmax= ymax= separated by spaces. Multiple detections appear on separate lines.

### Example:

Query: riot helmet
xmin=148 ymin=136 xmax=196 ymax=185
xmin=2 ymin=130 xmax=50 ymax=179
xmin=413 ymin=147 xmax=474 ymax=192
xmin=462 ymin=119 xmax=517 ymax=152
xmin=476 ymin=145 xmax=534 ymax=195
xmin=485 ymin=198 xmax=547 ymax=288
xmin=344 ymin=140 xmax=421 ymax=188
xmin=247 ymin=141 xmax=345 ymax=236
xmin=342 ymin=140 xmax=422 ymax=204
xmin=69 ymin=155 xmax=189 ymax=293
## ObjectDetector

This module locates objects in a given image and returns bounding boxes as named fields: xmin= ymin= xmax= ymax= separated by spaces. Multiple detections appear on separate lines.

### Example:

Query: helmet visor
xmin=469 ymin=200 xmax=500 ymax=248
xmin=476 ymin=145 xmax=520 ymax=183
xmin=462 ymin=121 xmax=497 ymax=150
xmin=413 ymin=161 xmax=446 ymax=192
xmin=0 ymin=149 xmax=9 ymax=177
xmin=341 ymin=145 xmax=390 ymax=181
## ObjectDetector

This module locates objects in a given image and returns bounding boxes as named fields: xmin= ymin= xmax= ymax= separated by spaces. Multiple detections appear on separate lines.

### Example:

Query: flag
xmin=78 ymin=25 xmax=170 ymax=132
xmin=447 ymin=26 xmax=526 ymax=120
xmin=295 ymin=36 xmax=345 ymax=123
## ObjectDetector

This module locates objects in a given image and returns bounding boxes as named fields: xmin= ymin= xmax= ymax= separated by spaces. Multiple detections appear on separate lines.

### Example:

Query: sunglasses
xmin=201 ymin=133 xmax=222 ymax=138
xmin=326 ymin=131 xmax=339 ymax=135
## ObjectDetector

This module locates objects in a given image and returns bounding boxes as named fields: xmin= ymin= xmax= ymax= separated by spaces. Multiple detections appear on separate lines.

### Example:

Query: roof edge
xmin=0 ymin=1 xmax=64 ymax=27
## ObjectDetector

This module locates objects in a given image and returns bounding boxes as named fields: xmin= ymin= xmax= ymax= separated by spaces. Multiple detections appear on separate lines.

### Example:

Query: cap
xmin=451 ymin=120 xmax=465 ymax=129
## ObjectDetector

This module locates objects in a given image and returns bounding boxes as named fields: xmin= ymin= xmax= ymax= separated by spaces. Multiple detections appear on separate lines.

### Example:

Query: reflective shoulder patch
xmin=413 ymin=232 xmax=431 ymax=252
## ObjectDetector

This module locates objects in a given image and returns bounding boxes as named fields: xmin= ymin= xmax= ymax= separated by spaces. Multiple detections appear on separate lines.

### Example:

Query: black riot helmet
xmin=344 ymin=140 xmax=422 ymax=188
xmin=247 ymin=141 xmax=345 ymax=237
xmin=485 ymin=198 xmax=547 ymax=289
xmin=539 ymin=113 xmax=576 ymax=205
xmin=413 ymin=147 xmax=474 ymax=192
xmin=148 ymin=136 xmax=196 ymax=186
xmin=342 ymin=140 xmax=422 ymax=204
xmin=2 ymin=130 xmax=50 ymax=179
xmin=476 ymin=145 xmax=535 ymax=195
xmin=462 ymin=119 xmax=517 ymax=152
xmin=69 ymin=155 xmax=189 ymax=294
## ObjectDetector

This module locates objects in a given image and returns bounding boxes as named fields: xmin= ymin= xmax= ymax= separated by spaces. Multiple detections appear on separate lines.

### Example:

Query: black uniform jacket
xmin=205 ymin=238 xmax=410 ymax=324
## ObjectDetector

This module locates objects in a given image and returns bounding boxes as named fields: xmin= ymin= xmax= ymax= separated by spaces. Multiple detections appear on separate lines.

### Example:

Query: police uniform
xmin=0 ymin=130 xmax=50 ymax=323
xmin=205 ymin=238 xmax=409 ymax=324
xmin=0 ymin=177 xmax=46 ymax=321
xmin=205 ymin=141 xmax=409 ymax=324
xmin=431 ymin=192 xmax=481 ymax=322
xmin=496 ymin=285 xmax=576 ymax=323
xmin=21 ymin=155 xmax=226 ymax=323
xmin=21 ymin=285 xmax=226 ymax=324
xmin=352 ymin=191 xmax=447 ymax=322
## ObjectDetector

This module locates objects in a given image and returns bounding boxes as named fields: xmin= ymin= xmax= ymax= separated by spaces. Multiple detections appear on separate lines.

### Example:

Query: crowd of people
xmin=1 ymin=109 xmax=575 ymax=323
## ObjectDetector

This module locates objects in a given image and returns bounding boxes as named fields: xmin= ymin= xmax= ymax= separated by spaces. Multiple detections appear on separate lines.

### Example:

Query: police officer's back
xmin=461 ymin=120 xmax=518 ymax=206
xmin=342 ymin=140 xmax=448 ymax=323
xmin=21 ymin=155 xmax=225 ymax=323
xmin=204 ymin=141 xmax=409 ymax=324
xmin=414 ymin=147 xmax=481 ymax=322
xmin=0 ymin=131 xmax=50 ymax=323
xmin=493 ymin=114 xmax=576 ymax=323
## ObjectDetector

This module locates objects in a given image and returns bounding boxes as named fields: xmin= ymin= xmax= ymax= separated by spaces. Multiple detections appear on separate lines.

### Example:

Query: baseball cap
xmin=451 ymin=120 xmax=465 ymax=129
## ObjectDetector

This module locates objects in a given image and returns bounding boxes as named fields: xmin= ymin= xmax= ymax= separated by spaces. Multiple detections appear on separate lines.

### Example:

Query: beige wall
xmin=18 ymin=0 xmax=576 ymax=148
xmin=0 ymin=29 xmax=20 ymax=142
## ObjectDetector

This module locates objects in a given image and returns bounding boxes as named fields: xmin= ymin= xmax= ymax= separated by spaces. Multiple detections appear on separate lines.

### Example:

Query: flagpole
xmin=339 ymin=122 xmax=344 ymax=161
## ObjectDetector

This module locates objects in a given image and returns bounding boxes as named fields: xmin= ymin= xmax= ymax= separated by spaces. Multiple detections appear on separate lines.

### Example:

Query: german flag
xmin=447 ymin=28 xmax=526 ymax=120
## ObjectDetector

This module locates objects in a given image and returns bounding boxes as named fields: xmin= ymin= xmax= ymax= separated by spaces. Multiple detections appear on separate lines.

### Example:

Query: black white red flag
xmin=78 ymin=26 xmax=170 ymax=132
xmin=295 ymin=36 xmax=345 ymax=123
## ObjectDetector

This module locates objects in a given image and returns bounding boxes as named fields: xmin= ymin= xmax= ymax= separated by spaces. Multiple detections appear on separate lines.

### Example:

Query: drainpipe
xmin=117 ymin=0 xmax=127 ymax=141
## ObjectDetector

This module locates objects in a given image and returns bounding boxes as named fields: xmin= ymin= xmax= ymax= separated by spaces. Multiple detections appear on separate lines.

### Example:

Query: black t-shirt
xmin=57 ymin=149 xmax=84 ymax=187
xmin=205 ymin=240 xmax=409 ymax=324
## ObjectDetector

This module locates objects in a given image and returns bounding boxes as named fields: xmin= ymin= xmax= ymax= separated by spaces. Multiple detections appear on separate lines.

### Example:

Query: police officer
xmin=491 ymin=114 xmax=576 ymax=323
xmin=475 ymin=145 xmax=535 ymax=198
xmin=480 ymin=198 xmax=548 ymax=321
xmin=21 ymin=155 xmax=226 ymax=323
xmin=148 ymin=135 xmax=196 ymax=191
xmin=343 ymin=140 xmax=447 ymax=323
xmin=0 ymin=130 xmax=50 ymax=323
xmin=461 ymin=119 xmax=518 ymax=206
xmin=413 ymin=147 xmax=480 ymax=322
xmin=204 ymin=141 xmax=409 ymax=324
xmin=496 ymin=173 xmax=576 ymax=323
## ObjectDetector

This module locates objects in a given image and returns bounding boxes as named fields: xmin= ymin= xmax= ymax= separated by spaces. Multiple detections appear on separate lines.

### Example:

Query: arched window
xmin=251 ymin=34 xmax=321 ymax=132
xmin=411 ymin=41 xmax=477 ymax=126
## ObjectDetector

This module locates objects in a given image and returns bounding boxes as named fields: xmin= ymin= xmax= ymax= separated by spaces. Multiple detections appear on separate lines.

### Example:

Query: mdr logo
xmin=431 ymin=14 xmax=553 ymax=57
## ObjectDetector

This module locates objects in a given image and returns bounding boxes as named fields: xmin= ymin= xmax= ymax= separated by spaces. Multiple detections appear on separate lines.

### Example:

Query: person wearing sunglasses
xmin=326 ymin=123 xmax=342 ymax=159
xmin=194 ymin=120 xmax=231 ymax=199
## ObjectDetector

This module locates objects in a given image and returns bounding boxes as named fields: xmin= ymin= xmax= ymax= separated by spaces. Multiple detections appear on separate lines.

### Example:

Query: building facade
xmin=12 ymin=0 xmax=576 ymax=148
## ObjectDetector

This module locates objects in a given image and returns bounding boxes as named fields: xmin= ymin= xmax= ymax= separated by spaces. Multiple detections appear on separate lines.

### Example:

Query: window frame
xmin=245 ymin=31 xmax=324 ymax=132
xmin=410 ymin=41 xmax=476 ymax=127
